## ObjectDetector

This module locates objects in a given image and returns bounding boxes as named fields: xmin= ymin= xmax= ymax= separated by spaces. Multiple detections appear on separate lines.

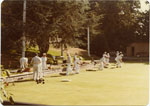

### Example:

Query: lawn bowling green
xmin=3 ymin=62 xmax=148 ymax=105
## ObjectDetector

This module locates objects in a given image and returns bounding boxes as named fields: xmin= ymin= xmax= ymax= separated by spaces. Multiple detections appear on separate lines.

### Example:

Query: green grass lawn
xmin=26 ymin=46 xmax=61 ymax=56
xmin=4 ymin=62 xmax=149 ymax=105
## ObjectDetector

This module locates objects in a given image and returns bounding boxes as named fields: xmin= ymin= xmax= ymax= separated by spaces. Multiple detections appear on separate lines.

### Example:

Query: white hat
xmin=43 ymin=53 xmax=46 ymax=55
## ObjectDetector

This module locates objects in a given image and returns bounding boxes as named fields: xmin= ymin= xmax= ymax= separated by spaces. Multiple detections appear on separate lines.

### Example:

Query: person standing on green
xmin=66 ymin=52 xmax=72 ymax=75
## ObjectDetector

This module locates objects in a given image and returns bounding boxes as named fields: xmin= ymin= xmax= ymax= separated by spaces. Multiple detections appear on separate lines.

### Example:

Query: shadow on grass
xmin=13 ymin=79 xmax=34 ymax=83
xmin=86 ymin=69 xmax=97 ymax=72
xmin=50 ymin=75 xmax=62 ymax=77
xmin=110 ymin=60 xmax=149 ymax=65
xmin=110 ymin=67 xmax=116 ymax=69
xmin=144 ymin=62 xmax=149 ymax=65
xmin=124 ymin=61 xmax=149 ymax=65
xmin=111 ymin=64 xmax=116 ymax=66
xmin=3 ymin=100 xmax=50 ymax=106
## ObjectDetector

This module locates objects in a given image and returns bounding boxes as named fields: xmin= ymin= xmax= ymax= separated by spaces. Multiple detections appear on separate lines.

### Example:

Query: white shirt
xmin=103 ymin=53 xmax=107 ymax=57
xmin=31 ymin=56 xmax=42 ymax=65
xmin=41 ymin=57 xmax=47 ymax=63
xmin=20 ymin=57 xmax=28 ymax=64
xmin=116 ymin=55 xmax=122 ymax=61
xmin=120 ymin=54 xmax=123 ymax=60
xmin=120 ymin=54 xmax=124 ymax=57
xmin=100 ymin=57 xmax=105 ymax=63
xmin=67 ymin=55 xmax=72 ymax=64
xmin=74 ymin=55 xmax=77 ymax=63
xmin=116 ymin=52 xmax=119 ymax=56
xmin=41 ymin=56 xmax=47 ymax=69
xmin=107 ymin=53 xmax=110 ymax=58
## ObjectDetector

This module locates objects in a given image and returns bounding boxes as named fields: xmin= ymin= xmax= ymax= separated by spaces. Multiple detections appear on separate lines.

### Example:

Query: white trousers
xmin=74 ymin=63 xmax=80 ymax=73
xmin=33 ymin=64 xmax=43 ymax=80
xmin=116 ymin=60 xmax=121 ymax=68
xmin=66 ymin=63 xmax=72 ymax=75
xmin=42 ymin=62 xmax=47 ymax=70
xmin=20 ymin=62 xmax=27 ymax=69
xmin=106 ymin=59 xmax=109 ymax=64
xmin=99 ymin=62 xmax=104 ymax=70
xmin=20 ymin=63 xmax=25 ymax=69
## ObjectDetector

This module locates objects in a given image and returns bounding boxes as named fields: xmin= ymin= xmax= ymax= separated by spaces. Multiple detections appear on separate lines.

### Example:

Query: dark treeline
xmin=1 ymin=0 xmax=149 ymax=57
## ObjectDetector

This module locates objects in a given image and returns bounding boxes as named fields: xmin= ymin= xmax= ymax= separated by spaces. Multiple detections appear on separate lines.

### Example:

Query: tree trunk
xmin=61 ymin=43 xmax=63 ymax=56
xmin=37 ymin=41 xmax=49 ymax=57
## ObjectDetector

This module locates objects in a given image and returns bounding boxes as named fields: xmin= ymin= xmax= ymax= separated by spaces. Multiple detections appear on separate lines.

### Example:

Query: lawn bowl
xmin=61 ymin=79 xmax=71 ymax=82
xmin=48 ymin=66 xmax=51 ymax=70
xmin=62 ymin=67 xmax=67 ymax=72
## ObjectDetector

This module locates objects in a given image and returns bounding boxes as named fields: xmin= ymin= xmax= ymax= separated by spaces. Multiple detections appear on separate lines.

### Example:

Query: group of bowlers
xmin=20 ymin=53 xmax=47 ymax=84
xmin=99 ymin=51 xmax=124 ymax=70
xmin=65 ymin=52 xmax=81 ymax=75
xmin=19 ymin=52 xmax=81 ymax=84
xmin=19 ymin=51 xmax=123 ymax=84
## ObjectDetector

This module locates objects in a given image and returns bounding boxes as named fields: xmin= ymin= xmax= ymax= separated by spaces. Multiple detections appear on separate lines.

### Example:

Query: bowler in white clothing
xmin=66 ymin=52 xmax=72 ymax=75
xmin=102 ymin=52 xmax=107 ymax=67
xmin=99 ymin=57 xmax=104 ymax=70
xmin=106 ymin=53 xmax=110 ymax=65
xmin=115 ymin=54 xmax=122 ymax=68
xmin=74 ymin=53 xmax=80 ymax=74
xmin=20 ymin=57 xmax=28 ymax=69
xmin=41 ymin=53 xmax=47 ymax=70
xmin=31 ymin=53 xmax=42 ymax=81
xmin=116 ymin=51 xmax=120 ymax=57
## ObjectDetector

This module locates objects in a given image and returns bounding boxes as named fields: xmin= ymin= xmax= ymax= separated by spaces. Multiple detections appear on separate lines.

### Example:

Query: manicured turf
xmin=4 ymin=62 xmax=149 ymax=105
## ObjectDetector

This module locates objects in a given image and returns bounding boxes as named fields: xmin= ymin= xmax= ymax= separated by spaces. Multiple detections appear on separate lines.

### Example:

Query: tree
xmin=2 ymin=0 xmax=146 ymax=58
xmin=25 ymin=1 xmax=89 ymax=55
xmin=78 ymin=1 xmax=104 ymax=54
xmin=1 ymin=1 xmax=23 ymax=54
xmin=134 ymin=10 xmax=149 ymax=42
xmin=89 ymin=0 xmax=141 ymax=55
xmin=25 ymin=1 xmax=53 ymax=55
xmin=2 ymin=0 xmax=90 ymax=56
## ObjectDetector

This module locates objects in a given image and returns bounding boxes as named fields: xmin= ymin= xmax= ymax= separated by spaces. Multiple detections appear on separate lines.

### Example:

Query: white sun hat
xmin=43 ymin=53 xmax=46 ymax=56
